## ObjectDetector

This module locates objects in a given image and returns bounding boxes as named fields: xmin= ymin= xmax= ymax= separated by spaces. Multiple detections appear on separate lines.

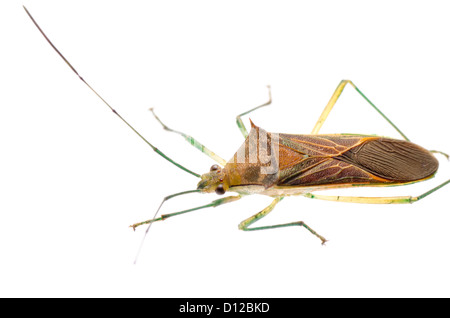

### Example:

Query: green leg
xmin=430 ymin=150 xmax=449 ymax=160
xmin=303 ymin=179 xmax=450 ymax=204
xmin=312 ymin=80 xmax=409 ymax=141
xmin=130 ymin=195 xmax=241 ymax=230
xmin=238 ymin=196 xmax=327 ymax=244
xmin=236 ymin=86 xmax=272 ymax=138
xmin=149 ymin=108 xmax=227 ymax=166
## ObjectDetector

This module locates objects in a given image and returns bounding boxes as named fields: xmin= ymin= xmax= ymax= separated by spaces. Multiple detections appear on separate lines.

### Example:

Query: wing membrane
xmin=337 ymin=138 xmax=439 ymax=182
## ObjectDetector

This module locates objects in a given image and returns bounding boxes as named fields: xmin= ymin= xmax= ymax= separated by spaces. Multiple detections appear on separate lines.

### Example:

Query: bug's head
xmin=197 ymin=164 xmax=229 ymax=195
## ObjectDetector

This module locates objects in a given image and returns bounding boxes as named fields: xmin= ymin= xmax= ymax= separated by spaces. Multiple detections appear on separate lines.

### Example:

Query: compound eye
xmin=215 ymin=183 xmax=225 ymax=195
xmin=210 ymin=164 xmax=219 ymax=172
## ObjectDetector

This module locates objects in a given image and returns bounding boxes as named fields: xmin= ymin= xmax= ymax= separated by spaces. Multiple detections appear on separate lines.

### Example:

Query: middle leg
xmin=238 ymin=196 xmax=327 ymax=244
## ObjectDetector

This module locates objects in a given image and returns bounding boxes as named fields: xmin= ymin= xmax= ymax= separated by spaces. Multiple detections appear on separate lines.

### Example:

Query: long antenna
xmin=23 ymin=6 xmax=201 ymax=178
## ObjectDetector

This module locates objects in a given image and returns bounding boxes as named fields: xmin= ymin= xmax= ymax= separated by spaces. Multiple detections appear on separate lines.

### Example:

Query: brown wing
xmin=276 ymin=134 xmax=438 ymax=186
xmin=336 ymin=137 xmax=439 ymax=182
xmin=225 ymin=124 xmax=438 ymax=188
xmin=276 ymin=157 xmax=384 ymax=186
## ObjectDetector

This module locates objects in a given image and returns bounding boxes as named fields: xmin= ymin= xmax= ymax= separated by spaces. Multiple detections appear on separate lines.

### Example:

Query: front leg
xmin=236 ymin=86 xmax=272 ymax=138
xmin=149 ymin=108 xmax=227 ymax=166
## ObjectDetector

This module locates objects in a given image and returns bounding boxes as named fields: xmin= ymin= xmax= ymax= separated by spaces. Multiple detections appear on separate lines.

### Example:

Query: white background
xmin=1 ymin=0 xmax=450 ymax=297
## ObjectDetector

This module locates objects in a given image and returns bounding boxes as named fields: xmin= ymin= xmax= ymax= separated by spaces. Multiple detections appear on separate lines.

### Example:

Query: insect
xmin=25 ymin=7 xmax=450 ymax=247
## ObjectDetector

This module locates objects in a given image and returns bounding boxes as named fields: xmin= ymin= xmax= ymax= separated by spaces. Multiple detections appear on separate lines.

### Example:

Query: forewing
xmin=337 ymin=138 xmax=439 ymax=182
xmin=276 ymin=134 xmax=385 ymax=186
xmin=276 ymin=134 xmax=438 ymax=186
